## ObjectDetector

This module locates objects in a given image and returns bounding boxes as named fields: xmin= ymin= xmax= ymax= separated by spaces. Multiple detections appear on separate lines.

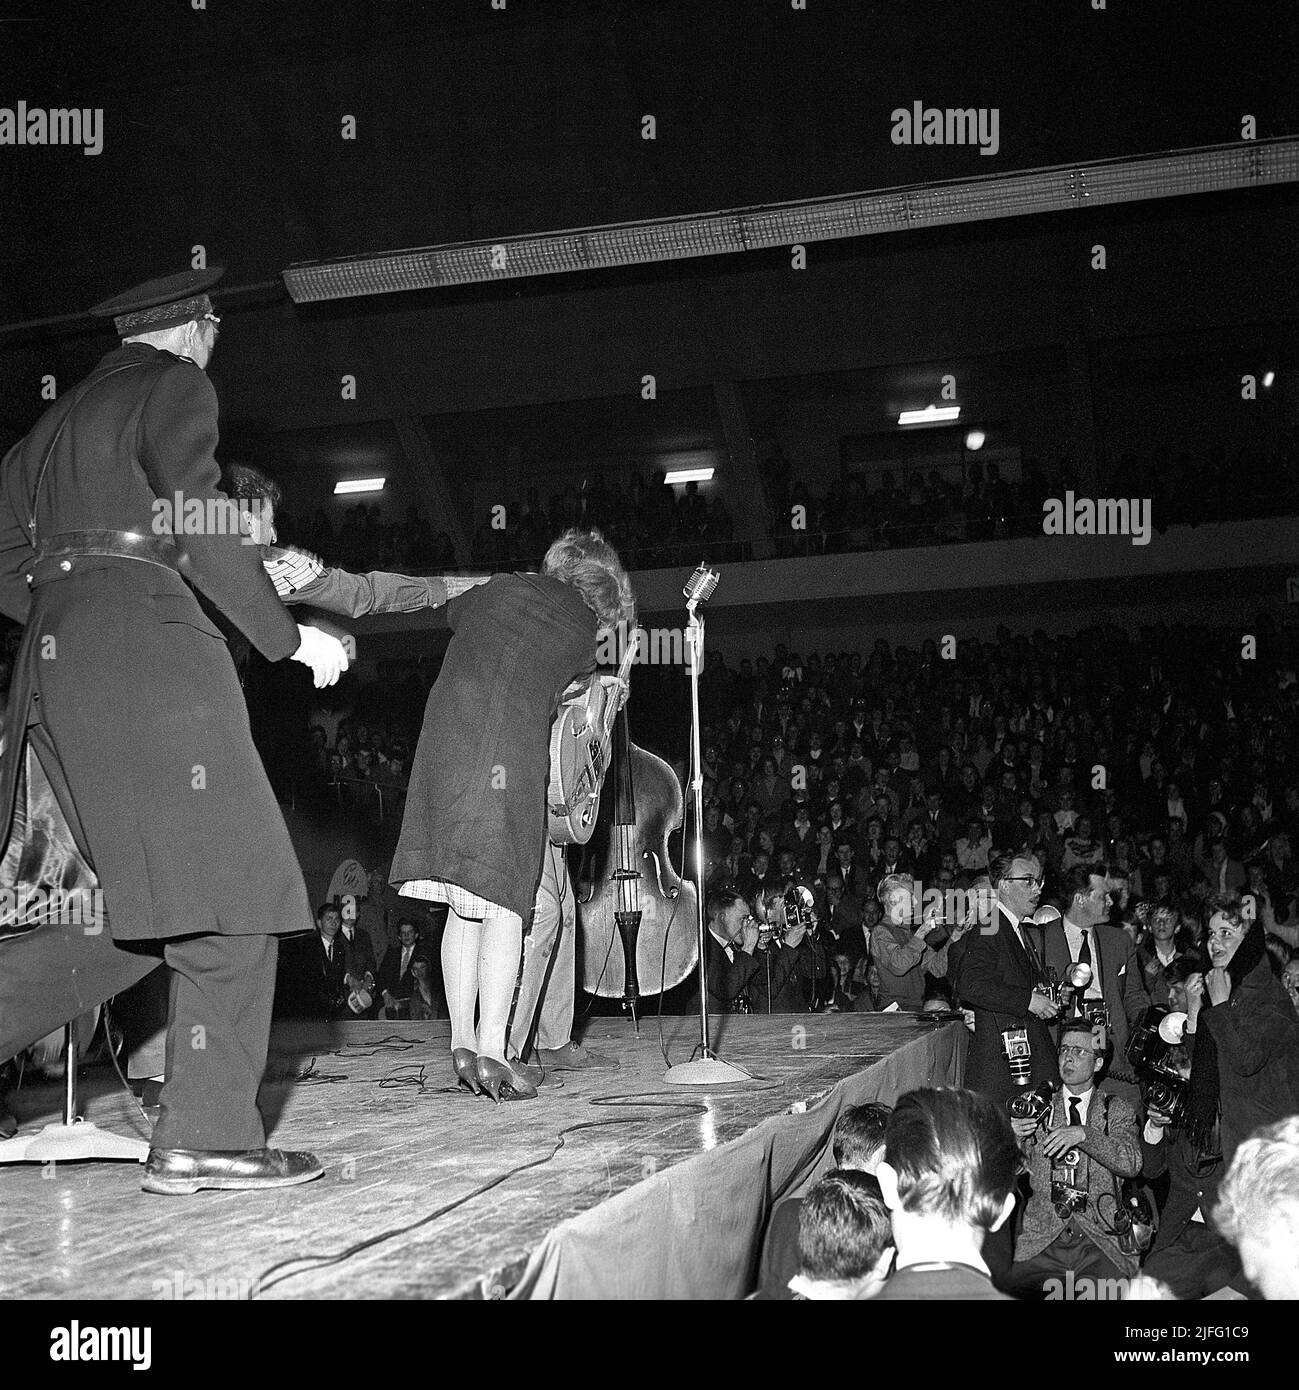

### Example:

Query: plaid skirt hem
xmin=398 ymin=877 xmax=506 ymax=921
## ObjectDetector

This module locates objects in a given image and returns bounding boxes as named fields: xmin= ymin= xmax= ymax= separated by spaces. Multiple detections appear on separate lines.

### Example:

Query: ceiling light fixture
xmin=282 ymin=138 xmax=1299 ymax=303
xmin=899 ymin=405 xmax=960 ymax=427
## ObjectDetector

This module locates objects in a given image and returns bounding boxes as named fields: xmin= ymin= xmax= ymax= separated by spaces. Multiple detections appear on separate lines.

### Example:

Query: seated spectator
xmin=758 ymin=1102 xmax=891 ymax=1298
xmin=296 ymin=902 xmax=350 ymax=1020
xmin=785 ymin=1171 xmax=894 ymax=1300
xmin=873 ymin=1088 xmax=1020 ymax=1300
xmin=374 ymin=918 xmax=433 ymax=1020
xmin=820 ymin=873 xmax=866 ymax=962
xmin=806 ymin=823 xmax=836 ymax=879
xmin=955 ymin=817 xmax=992 ymax=873
xmin=820 ymin=952 xmax=858 ymax=1012
xmin=1062 ymin=815 xmax=1104 ymax=870
xmin=1197 ymin=837 xmax=1246 ymax=895
xmin=1213 ymin=1114 xmax=1299 ymax=1300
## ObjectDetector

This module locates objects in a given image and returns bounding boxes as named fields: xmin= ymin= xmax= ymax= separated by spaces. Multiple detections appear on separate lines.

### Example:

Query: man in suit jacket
xmin=1037 ymin=865 xmax=1151 ymax=1110
xmin=903 ymin=790 xmax=959 ymax=855
xmin=822 ymin=873 xmax=866 ymax=955
xmin=1135 ymin=904 xmax=1201 ymax=1010
xmin=305 ymin=904 xmax=350 ymax=1020
xmin=949 ymin=851 xmax=1060 ymax=1105
xmin=688 ymin=886 xmax=817 ymax=1015
xmin=1197 ymin=839 xmax=1247 ymax=895
xmin=338 ymin=896 xmax=378 ymax=984
xmin=373 ymin=918 xmax=432 ymax=1017
xmin=1008 ymin=1021 xmax=1144 ymax=1297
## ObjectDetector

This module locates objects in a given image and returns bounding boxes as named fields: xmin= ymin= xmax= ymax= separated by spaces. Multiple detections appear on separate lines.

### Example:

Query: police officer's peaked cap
xmin=90 ymin=267 xmax=226 ymax=337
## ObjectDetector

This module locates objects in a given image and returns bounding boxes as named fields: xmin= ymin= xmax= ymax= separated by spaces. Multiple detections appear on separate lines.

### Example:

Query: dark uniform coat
xmin=0 ymin=343 xmax=310 ymax=950
xmin=390 ymin=573 xmax=596 ymax=920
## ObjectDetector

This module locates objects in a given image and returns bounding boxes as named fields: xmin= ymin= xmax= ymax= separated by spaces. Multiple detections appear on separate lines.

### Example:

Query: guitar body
xmin=547 ymin=681 xmax=616 ymax=845
xmin=547 ymin=633 xmax=640 ymax=846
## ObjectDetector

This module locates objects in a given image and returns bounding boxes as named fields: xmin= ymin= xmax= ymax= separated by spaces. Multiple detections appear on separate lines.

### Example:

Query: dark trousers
xmin=1009 ymin=1225 xmax=1128 ymax=1299
xmin=152 ymin=932 xmax=278 ymax=1152
xmin=1144 ymin=1220 xmax=1244 ymax=1301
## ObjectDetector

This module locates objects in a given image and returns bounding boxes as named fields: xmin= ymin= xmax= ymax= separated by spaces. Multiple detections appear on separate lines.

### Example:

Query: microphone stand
xmin=665 ymin=568 xmax=751 ymax=1086
xmin=0 ymin=1017 xmax=148 ymax=1165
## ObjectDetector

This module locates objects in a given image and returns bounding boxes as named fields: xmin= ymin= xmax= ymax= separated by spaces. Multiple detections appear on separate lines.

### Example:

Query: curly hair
xmin=541 ymin=528 xmax=636 ymax=630
xmin=221 ymin=462 xmax=283 ymax=509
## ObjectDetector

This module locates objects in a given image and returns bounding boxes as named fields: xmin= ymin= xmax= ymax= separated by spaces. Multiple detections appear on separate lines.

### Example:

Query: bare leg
xmin=476 ymin=910 xmax=524 ymax=1063
xmin=440 ymin=909 xmax=481 ymax=1054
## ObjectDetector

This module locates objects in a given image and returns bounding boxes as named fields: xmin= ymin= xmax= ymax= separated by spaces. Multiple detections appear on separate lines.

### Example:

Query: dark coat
xmin=339 ymin=924 xmax=378 ymax=984
xmin=949 ymin=905 xmax=1059 ymax=1103
xmin=390 ymin=573 xmax=597 ymax=920
xmin=373 ymin=942 xmax=431 ymax=999
xmin=303 ymin=932 xmax=351 ymax=1019
xmin=1143 ymin=1124 xmax=1227 ymax=1259
xmin=687 ymin=931 xmax=822 ymax=1015
xmin=0 ymin=344 xmax=309 ymax=945
xmin=1200 ymin=950 xmax=1299 ymax=1169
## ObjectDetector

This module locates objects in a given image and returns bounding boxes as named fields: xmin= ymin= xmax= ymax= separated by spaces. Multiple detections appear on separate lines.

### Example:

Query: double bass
xmin=577 ymin=707 xmax=697 ymax=1019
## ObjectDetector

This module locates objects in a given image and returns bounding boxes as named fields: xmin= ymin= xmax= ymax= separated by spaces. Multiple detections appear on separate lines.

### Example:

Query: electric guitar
xmin=546 ymin=628 xmax=639 ymax=846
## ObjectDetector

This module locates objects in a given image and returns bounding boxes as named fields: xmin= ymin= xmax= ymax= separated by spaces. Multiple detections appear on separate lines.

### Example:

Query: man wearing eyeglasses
xmin=950 ymin=851 xmax=1060 ymax=1104
xmin=1007 ymin=1021 xmax=1143 ymax=1297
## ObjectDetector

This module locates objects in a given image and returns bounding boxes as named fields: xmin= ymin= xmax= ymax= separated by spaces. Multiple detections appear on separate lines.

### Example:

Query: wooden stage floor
xmin=1 ymin=1013 xmax=964 ymax=1300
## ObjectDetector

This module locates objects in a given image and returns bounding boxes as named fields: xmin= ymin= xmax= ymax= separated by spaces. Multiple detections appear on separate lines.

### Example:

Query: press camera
xmin=1126 ymin=1007 xmax=1191 ymax=1125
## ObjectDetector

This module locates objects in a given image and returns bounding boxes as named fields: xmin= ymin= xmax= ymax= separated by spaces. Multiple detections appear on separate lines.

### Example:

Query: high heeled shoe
xmin=475 ymin=1055 xmax=538 ymax=1103
xmin=452 ymin=1048 xmax=485 ymax=1096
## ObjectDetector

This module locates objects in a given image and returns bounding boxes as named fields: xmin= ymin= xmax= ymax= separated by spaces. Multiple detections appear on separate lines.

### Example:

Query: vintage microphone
xmin=665 ymin=564 xmax=752 ymax=1085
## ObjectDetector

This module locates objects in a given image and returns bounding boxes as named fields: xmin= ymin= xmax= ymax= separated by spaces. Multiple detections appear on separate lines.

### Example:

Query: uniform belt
xmin=28 ymin=529 xmax=185 ymax=582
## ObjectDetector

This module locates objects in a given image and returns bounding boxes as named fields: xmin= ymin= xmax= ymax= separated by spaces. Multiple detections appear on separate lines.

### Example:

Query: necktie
xmin=1069 ymin=1096 xmax=1082 ymax=1127
xmin=1077 ymin=931 xmax=1092 ymax=968
xmin=1018 ymin=922 xmax=1042 ymax=978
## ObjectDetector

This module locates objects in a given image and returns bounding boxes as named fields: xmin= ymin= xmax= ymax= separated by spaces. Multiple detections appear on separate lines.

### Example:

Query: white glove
xmin=291 ymin=624 xmax=349 ymax=688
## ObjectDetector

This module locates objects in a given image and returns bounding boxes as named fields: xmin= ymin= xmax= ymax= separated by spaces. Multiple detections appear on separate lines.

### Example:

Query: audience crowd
xmin=691 ymin=617 xmax=1299 ymax=1011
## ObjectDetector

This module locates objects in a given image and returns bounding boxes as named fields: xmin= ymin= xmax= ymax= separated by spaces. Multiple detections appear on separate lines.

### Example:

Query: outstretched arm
xmin=264 ymin=546 xmax=489 ymax=617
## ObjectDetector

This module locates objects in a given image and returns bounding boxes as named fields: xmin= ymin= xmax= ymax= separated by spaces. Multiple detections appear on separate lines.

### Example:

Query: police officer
xmin=0 ymin=268 xmax=348 ymax=1194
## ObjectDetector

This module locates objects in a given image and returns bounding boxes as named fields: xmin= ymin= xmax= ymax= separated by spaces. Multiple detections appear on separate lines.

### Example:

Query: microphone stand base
xmin=0 ymin=1120 xmax=149 ymax=1164
xmin=662 ymin=1057 xmax=753 ymax=1086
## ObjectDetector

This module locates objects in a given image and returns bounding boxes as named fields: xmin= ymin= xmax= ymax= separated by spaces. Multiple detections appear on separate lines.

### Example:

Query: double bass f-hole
xmin=577 ymin=707 xmax=698 ymax=1028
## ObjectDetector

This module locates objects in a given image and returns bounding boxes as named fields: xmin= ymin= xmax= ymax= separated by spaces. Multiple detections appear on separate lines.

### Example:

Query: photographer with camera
xmin=751 ymin=882 xmax=827 ymax=1012
xmin=1040 ymin=865 xmax=1151 ymax=1111
xmin=692 ymin=885 xmax=822 ymax=1016
xmin=1007 ymin=1021 xmax=1143 ymax=1297
xmin=869 ymin=873 xmax=960 ymax=1011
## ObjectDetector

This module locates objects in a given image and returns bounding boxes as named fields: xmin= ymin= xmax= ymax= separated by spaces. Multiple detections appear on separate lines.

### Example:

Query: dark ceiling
xmin=2 ymin=0 xmax=1298 ymax=326
xmin=2 ymin=0 xmax=1297 ymax=547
